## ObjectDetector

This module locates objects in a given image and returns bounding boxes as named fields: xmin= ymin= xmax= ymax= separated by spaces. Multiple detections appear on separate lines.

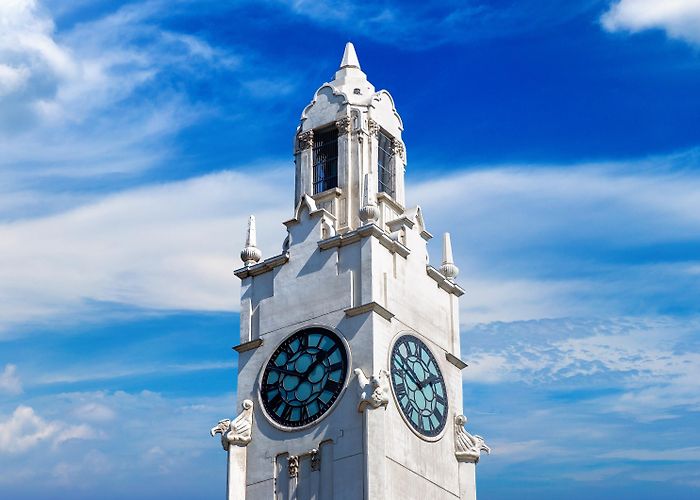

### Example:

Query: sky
xmin=1 ymin=0 xmax=700 ymax=498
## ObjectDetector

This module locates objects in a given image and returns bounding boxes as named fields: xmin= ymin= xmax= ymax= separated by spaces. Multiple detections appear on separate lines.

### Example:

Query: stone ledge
xmin=233 ymin=338 xmax=264 ymax=353
xmin=426 ymin=265 xmax=465 ymax=297
xmin=344 ymin=302 xmax=394 ymax=321
xmin=234 ymin=252 xmax=289 ymax=279
xmin=318 ymin=223 xmax=410 ymax=258
xmin=445 ymin=352 xmax=468 ymax=370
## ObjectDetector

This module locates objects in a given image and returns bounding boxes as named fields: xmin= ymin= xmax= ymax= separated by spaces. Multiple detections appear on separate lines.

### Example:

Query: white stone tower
xmin=211 ymin=43 xmax=489 ymax=500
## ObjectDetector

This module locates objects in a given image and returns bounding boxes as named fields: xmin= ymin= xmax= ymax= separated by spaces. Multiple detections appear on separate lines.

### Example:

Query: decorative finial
xmin=359 ymin=173 xmax=379 ymax=224
xmin=340 ymin=42 xmax=360 ymax=69
xmin=440 ymin=232 xmax=459 ymax=280
xmin=240 ymin=215 xmax=262 ymax=266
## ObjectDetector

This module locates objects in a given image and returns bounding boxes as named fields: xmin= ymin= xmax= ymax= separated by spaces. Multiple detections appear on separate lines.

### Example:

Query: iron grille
xmin=313 ymin=128 xmax=338 ymax=194
xmin=377 ymin=130 xmax=395 ymax=198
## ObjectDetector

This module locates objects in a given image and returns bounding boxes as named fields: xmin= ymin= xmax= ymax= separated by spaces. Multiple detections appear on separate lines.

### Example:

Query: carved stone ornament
xmin=454 ymin=415 xmax=491 ymax=463
xmin=297 ymin=130 xmax=314 ymax=151
xmin=391 ymin=139 xmax=405 ymax=161
xmin=210 ymin=399 xmax=254 ymax=451
xmin=355 ymin=368 xmax=390 ymax=412
xmin=367 ymin=119 xmax=380 ymax=137
xmin=335 ymin=117 xmax=352 ymax=136
xmin=288 ymin=455 xmax=300 ymax=478
xmin=310 ymin=448 xmax=321 ymax=471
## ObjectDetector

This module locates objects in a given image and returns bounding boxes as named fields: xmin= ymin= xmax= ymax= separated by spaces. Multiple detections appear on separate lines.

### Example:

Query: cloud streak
xmin=602 ymin=0 xmax=700 ymax=45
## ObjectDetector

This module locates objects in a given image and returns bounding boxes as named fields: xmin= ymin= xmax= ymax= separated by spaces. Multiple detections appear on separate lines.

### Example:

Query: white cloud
xmin=0 ymin=405 xmax=93 ymax=453
xmin=601 ymin=446 xmax=700 ymax=461
xmin=3 ymin=152 xmax=700 ymax=334
xmin=602 ymin=0 xmax=700 ymax=45
xmin=0 ymin=364 xmax=22 ymax=395
xmin=0 ymin=167 xmax=289 ymax=335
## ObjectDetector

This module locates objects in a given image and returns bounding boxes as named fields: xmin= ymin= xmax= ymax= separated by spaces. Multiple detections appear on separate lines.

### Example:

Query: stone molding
xmin=210 ymin=400 xmax=254 ymax=451
xmin=355 ymin=368 xmax=390 ymax=412
xmin=454 ymin=415 xmax=490 ymax=463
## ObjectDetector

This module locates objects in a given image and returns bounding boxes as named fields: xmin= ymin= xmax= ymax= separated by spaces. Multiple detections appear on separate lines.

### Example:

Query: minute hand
xmin=395 ymin=359 xmax=421 ymax=387
xmin=418 ymin=375 xmax=440 ymax=389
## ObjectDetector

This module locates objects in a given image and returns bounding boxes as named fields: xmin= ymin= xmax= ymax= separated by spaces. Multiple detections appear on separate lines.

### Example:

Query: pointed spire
xmin=440 ymin=232 xmax=459 ymax=280
xmin=240 ymin=215 xmax=262 ymax=266
xmin=340 ymin=42 xmax=360 ymax=69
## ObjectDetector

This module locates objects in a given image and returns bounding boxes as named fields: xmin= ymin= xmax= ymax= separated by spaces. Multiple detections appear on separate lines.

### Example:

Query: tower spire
xmin=440 ymin=232 xmax=459 ymax=280
xmin=340 ymin=42 xmax=360 ymax=69
xmin=240 ymin=215 xmax=262 ymax=266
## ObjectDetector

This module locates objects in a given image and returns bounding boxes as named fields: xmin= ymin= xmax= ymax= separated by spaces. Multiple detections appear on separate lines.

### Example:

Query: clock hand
xmin=270 ymin=366 xmax=301 ymax=377
xmin=302 ymin=348 xmax=333 ymax=379
xmin=417 ymin=375 xmax=440 ymax=389
xmin=395 ymin=359 xmax=421 ymax=387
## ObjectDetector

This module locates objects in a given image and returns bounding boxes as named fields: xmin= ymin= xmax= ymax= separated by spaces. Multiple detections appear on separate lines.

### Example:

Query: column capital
xmin=297 ymin=130 xmax=314 ymax=151
xmin=335 ymin=117 xmax=352 ymax=136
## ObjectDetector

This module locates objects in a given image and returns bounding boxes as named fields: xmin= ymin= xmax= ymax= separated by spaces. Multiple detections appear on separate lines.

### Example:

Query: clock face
xmin=390 ymin=335 xmax=448 ymax=438
xmin=260 ymin=328 xmax=348 ymax=428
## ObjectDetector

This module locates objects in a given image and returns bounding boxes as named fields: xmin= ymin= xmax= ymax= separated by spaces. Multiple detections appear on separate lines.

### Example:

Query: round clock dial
xmin=390 ymin=335 xmax=448 ymax=438
xmin=261 ymin=328 xmax=348 ymax=428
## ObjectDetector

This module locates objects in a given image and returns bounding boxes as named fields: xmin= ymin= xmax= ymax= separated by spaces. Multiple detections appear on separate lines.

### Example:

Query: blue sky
xmin=1 ymin=0 xmax=700 ymax=498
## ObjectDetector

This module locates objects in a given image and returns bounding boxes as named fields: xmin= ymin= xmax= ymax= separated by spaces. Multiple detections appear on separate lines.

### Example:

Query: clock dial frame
xmin=259 ymin=327 xmax=350 ymax=430
xmin=389 ymin=333 xmax=449 ymax=440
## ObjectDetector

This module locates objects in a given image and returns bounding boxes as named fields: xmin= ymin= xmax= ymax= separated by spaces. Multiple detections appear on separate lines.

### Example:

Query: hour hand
xmin=270 ymin=366 xmax=300 ymax=376
xmin=418 ymin=375 xmax=440 ymax=389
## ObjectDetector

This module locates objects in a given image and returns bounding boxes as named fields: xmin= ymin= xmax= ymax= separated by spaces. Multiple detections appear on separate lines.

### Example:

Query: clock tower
xmin=210 ymin=43 xmax=489 ymax=500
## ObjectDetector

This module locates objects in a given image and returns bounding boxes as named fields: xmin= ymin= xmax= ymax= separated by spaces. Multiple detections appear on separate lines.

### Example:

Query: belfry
xmin=210 ymin=43 xmax=489 ymax=500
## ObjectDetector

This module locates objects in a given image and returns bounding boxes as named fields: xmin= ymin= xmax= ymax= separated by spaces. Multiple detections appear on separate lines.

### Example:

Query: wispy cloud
xmin=602 ymin=0 xmax=700 ymax=46
xmin=0 ymin=167 xmax=289 ymax=336
xmin=0 ymin=405 xmax=94 ymax=454
xmin=0 ymin=364 xmax=23 ymax=395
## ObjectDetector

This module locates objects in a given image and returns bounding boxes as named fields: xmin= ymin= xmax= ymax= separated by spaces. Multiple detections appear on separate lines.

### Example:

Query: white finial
xmin=340 ymin=42 xmax=360 ymax=69
xmin=440 ymin=232 xmax=459 ymax=280
xmin=240 ymin=215 xmax=262 ymax=266
xmin=359 ymin=173 xmax=379 ymax=224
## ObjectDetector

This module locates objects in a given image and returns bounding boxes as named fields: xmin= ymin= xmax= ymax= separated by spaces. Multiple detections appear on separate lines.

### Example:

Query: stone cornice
xmin=234 ymin=252 xmax=289 ymax=279
xmin=426 ymin=265 xmax=466 ymax=297
xmin=318 ymin=223 xmax=410 ymax=258
xmin=345 ymin=302 xmax=394 ymax=321
xmin=232 ymin=338 xmax=263 ymax=353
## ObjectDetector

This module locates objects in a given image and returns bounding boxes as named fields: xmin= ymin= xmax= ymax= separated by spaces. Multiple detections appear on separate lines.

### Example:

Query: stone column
xmin=297 ymin=130 xmax=314 ymax=201
xmin=355 ymin=368 xmax=390 ymax=499
xmin=211 ymin=400 xmax=255 ymax=500
xmin=454 ymin=415 xmax=490 ymax=500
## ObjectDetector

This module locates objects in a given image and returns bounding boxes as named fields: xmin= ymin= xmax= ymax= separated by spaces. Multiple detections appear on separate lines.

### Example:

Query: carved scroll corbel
xmin=210 ymin=399 xmax=254 ymax=450
xmin=355 ymin=368 xmax=390 ymax=412
xmin=454 ymin=414 xmax=490 ymax=463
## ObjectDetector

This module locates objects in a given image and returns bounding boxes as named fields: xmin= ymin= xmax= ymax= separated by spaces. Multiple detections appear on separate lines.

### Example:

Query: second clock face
xmin=390 ymin=335 xmax=448 ymax=438
xmin=260 ymin=328 xmax=348 ymax=428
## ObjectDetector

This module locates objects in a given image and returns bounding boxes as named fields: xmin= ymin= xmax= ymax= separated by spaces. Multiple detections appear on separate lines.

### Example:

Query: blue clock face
xmin=261 ymin=328 xmax=348 ymax=428
xmin=390 ymin=335 xmax=448 ymax=437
